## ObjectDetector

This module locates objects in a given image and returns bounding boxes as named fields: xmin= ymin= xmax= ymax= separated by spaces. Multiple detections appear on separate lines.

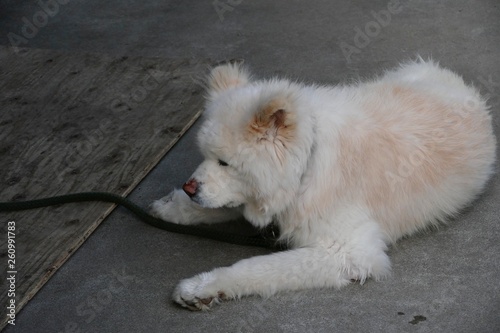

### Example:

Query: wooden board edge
xmin=0 ymin=109 xmax=203 ymax=330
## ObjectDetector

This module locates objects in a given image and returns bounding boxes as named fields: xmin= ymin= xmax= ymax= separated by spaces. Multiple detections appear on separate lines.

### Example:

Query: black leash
xmin=0 ymin=192 xmax=284 ymax=250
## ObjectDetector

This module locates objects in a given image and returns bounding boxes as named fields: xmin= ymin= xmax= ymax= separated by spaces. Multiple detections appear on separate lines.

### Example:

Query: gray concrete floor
xmin=2 ymin=0 xmax=500 ymax=332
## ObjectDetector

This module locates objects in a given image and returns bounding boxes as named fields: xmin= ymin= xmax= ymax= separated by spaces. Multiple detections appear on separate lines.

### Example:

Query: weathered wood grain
xmin=0 ymin=46 xmax=208 ymax=328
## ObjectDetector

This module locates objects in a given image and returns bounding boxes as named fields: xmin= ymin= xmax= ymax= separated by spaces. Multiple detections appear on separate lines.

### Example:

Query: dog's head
xmin=182 ymin=63 xmax=314 ymax=227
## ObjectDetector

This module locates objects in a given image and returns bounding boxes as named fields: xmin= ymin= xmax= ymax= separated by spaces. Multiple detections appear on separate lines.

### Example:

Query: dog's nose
xmin=182 ymin=178 xmax=198 ymax=197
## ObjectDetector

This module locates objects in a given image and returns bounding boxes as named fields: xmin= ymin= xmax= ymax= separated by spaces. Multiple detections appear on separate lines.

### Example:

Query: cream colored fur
xmin=150 ymin=60 xmax=496 ymax=310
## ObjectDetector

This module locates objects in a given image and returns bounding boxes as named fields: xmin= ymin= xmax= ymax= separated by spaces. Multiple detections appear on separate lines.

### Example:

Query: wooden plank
xmin=0 ymin=46 xmax=208 ymax=328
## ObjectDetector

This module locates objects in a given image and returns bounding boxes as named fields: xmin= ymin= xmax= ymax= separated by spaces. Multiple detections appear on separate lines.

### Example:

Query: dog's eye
xmin=218 ymin=159 xmax=229 ymax=166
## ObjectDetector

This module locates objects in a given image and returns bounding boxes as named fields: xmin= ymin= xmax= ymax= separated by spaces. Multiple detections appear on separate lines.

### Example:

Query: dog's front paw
xmin=149 ymin=189 xmax=194 ymax=224
xmin=172 ymin=272 xmax=227 ymax=311
xmin=149 ymin=192 xmax=176 ymax=219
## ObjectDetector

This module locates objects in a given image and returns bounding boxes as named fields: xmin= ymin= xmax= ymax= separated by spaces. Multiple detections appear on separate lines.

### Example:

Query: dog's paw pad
xmin=177 ymin=295 xmax=220 ymax=311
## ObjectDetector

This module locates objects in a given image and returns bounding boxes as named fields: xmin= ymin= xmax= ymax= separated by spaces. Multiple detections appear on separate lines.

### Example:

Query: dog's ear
xmin=207 ymin=62 xmax=250 ymax=98
xmin=248 ymin=99 xmax=296 ymax=141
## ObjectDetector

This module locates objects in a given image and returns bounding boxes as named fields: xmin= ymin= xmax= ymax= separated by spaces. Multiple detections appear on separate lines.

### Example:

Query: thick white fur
xmin=150 ymin=60 xmax=496 ymax=310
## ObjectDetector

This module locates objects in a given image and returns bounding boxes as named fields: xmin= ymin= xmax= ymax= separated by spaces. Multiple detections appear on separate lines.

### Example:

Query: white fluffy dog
xmin=150 ymin=60 xmax=496 ymax=310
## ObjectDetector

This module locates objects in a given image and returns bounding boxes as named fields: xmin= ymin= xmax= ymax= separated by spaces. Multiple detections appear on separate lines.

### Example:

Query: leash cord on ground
xmin=0 ymin=192 xmax=283 ymax=250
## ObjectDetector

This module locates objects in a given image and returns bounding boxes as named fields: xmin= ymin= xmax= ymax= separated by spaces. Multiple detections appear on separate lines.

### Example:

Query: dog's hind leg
xmin=149 ymin=189 xmax=242 ymax=225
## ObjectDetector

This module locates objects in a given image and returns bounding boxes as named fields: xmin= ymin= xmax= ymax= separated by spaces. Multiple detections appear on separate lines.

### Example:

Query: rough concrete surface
xmin=1 ymin=0 xmax=499 ymax=332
